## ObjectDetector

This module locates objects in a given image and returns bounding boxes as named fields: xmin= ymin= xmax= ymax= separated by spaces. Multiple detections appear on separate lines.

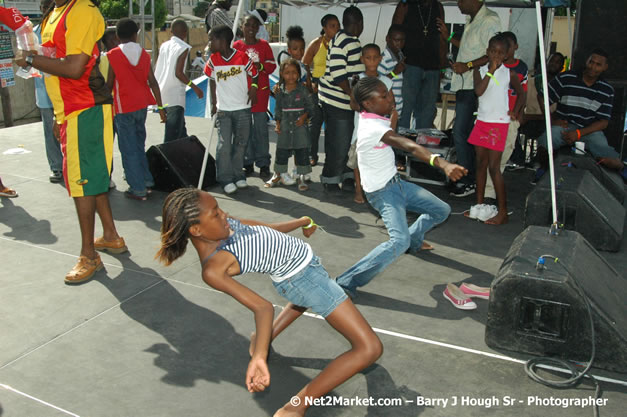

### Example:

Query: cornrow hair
xmin=353 ymin=76 xmax=385 ymax=112
xmin=156 ymin=187 xmax=201 ymax=266
xmin=279 ymin=58 xmax=301 ymax=86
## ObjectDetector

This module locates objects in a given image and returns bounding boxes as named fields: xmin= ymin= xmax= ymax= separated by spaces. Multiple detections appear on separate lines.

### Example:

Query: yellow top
xmin=311 ymin=39 xmax=328 ymax=79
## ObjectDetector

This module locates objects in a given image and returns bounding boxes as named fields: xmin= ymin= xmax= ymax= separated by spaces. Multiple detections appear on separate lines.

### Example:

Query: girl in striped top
xmin=157 ymin=188 xmax=382 ymax=417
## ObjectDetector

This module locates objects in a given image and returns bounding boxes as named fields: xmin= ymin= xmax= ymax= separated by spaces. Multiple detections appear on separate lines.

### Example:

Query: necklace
xmin=47 ymin=0 xmax=72 ymax=25
xmin=417 ymin=1 xmax=433 ymax=37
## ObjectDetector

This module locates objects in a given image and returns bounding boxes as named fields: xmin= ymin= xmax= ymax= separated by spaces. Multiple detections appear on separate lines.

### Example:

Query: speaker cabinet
xmin=486 ymin=226 xmax=627 ymax=373
xmin=524 ymin=170 xmax=624 ymax=251
xmin=555 ymin=153 xmax=625 ymax=204
xmin=146 ymin=136 xmax=216 ymax=192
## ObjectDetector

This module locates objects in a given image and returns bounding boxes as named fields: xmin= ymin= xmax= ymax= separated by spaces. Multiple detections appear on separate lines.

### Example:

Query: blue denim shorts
xmin=272 ymin=256 xmax=348 ymax=318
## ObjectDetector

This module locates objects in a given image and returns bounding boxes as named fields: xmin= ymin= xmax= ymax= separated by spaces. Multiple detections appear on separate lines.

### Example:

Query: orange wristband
xmin=576 ymin=129 xmax=581 ymax=140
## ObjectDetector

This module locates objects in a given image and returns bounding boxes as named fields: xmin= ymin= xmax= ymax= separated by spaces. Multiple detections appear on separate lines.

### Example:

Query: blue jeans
xmin=272 ymin=256 xmax=347 ymax=318
xmin=244 ymin=111 xmax=271 ymax=168
xmin=399 ymin=65 xmax=440 ymax=129
xmin=336 ymin=176 xmax=451 ymax=296
xmin=115 ymin=109 xmax=154 ymax=196
xmin=274 ymin=148 xmax=312 ymax=174
xmin=452 ymin=89 xmax=478 ymax=184
xmin=164 ymin=105 xmax=187 ymax=143
xmin=40 ymin=107 xmax=63 ymax=172
xmin=538 ymin=123 xmax=620 ymax=159
xmin=321 ymin=102 xmax=354 ymax=184
xmin=216 ymin=108 xmax=251 ymax=186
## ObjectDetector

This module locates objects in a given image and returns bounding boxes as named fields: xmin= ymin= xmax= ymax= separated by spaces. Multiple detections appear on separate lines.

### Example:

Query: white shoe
xmin=235 ymin=179 xmax=248 ymax=189
xmin=224 ymin=183 xmax=237 ymax=194
xmin=468 ymin=204 xmax=485 ymax=220
xmin=478 ymin=205 xmax=498 ymax=222
xmin=265 ymin=173 xmax=280 ymax=188
xmin=280 ymin=173 xmax=296 ymax=186
xmin=292 ymin=168 xmax=310 ymax=182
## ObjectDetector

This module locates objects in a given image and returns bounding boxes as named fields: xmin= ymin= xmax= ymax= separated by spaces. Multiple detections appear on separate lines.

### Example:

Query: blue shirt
xmin=548 ymin=70 xmax=614 ymax=128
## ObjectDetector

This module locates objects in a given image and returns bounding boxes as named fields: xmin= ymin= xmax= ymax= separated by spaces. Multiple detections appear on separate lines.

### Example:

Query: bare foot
xmin=485 ymin=212 xmax=508 ymax=225
xmin=273 ymin=403 xmax=305 ymax=417
xmin=353 ymin=194 xmax=365 ymax=204
xmin=421 ymin=241 xmax=434 ymax=251
xmin=249 ymin=332 xmax=256 ymax=357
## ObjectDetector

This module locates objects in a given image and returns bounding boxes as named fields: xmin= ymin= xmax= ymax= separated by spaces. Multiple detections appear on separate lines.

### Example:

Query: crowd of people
xmin=5 ymin=0 xmax=624 ymax=415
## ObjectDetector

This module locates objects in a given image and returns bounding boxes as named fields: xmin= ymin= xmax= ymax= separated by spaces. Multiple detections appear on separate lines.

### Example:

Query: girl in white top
xmin=467 ymin=34 xmax=525 ymax=225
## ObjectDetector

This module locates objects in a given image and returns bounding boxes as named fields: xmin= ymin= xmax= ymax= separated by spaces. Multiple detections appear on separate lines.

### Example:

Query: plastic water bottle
xmin=15 ymin=20 xmax=41 ymax=79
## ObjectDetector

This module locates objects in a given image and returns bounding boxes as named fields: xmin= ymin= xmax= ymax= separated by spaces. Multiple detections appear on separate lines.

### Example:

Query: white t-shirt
xmin=154 ymin=36 xmax=191 ymax=108
xmin=477 ymin=64 xmax=511 ymax=123
xmin=351 ymin=74 xmax=393 ymax=144
xmin=356 ymin=113 xmax=397 ymax=193
xmin=204 ymin=49 xmax=257 ymax=111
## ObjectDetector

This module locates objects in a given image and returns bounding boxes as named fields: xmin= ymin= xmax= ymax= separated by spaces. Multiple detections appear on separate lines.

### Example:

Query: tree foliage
xmin=100 ymin=0 xmax=167 ymax=29
xmin=193 ymin=1 xmax=210 ymax=19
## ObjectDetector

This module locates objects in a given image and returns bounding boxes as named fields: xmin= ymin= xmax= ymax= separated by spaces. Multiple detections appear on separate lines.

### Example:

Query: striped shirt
xmin=216 ymin=218 xmax=313 ymax=283
xmin=378 ymin=47 xmax=404 ymax=114
xmin=318 ymin=30 xmax=365 ymax=110
xmin=548 ymin=71 xmax=614 ymax=128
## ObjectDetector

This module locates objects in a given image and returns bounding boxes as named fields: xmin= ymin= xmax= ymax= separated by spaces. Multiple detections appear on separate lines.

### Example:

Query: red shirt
xmin=107 ymin=47 xmax=156 ymax=114
xmin=233 ymin=39 xmax=276 ymax=113
xmin=505 ymin=59 xmax=528 ymax=111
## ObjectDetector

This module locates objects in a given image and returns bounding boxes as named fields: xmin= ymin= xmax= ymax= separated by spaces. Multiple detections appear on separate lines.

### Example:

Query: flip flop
xmin=421 ymin=241 xmax=434 ymax=251
xmin=0 ymin=187 xmax=18 ymax=198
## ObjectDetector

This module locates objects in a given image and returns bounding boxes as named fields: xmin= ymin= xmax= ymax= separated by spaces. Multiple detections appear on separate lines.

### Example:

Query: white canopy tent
xmin=198 ymin=0 xmax=568 ymax=228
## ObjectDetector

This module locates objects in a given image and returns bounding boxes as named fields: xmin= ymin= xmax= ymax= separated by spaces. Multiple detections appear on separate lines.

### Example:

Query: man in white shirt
xmin=154 ymin=20 xmax=204 ymax=142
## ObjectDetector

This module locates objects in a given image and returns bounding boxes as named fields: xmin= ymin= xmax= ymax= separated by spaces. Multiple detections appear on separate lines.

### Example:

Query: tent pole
xmin=566 ymin=7 xmax=573 ymax=61
xmin=535 ymin=0 xmax=558 ymax=226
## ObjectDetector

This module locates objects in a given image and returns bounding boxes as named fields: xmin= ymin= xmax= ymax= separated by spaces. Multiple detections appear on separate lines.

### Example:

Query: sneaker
xmin=297 ymin=175 xmax=308 ymax=191
xmin=124 ymin=191 xmax=147 ymax=201
xmin=243 ymin=165 xmax=254 ymax=177
xmin=459 ymin=283 xmax=490 ymax=300
xmin=443 ymin=283 xmax=477 ymax=310
xmin=341 ymin=178 xmax=355 ymax=192
xmin=259 ymin=166 xmax=271 ymax=180
xmin=468 ymin=204 xmax=485 ymax=220
xmin=531 ymin=168 xmax=546 ymax=185
xmin=65 ymin=255 xmax=103 ymax=284
xmin=450 ymin=183 xmax=476 ymax=197
xmin=224 ymin=183 xmax=237 ymax=194
xmin=94 ymin=236 xmax=128 ymax=254
xmin=280 ymin=173 xmax=296 ymax=186
xmin=236 ymin=179 xmax=248 ymax=189
xmin=49 ymin=171 xmax=63 ymax=183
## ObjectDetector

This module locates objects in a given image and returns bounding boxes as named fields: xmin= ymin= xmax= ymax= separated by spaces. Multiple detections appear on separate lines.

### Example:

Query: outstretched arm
xmin=238 ymin=216 xmax=311 ymax=234
xmin=202 ymin=254 xmax=274 ymax=392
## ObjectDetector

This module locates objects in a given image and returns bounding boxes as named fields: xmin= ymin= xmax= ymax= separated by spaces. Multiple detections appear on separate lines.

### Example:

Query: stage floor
xmin=1 ymin=114 xmax=625 ymax=417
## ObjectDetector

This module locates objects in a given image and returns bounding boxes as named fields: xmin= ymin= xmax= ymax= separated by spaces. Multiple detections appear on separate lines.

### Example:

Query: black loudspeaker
xmin=555 ymin=153 xmax=625 ymax=204
xmin=146 ymin=136 xmax=217 ymax=192
xmin=524 ymin=170 xmax=624 ymax=252
xmin=485 ymin=226 xmax=627 ymax=373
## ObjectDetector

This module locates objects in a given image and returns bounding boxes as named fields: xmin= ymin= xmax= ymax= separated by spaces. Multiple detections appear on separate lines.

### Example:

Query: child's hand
xmin=275 ymin=121 xmax=281 ymax=134
xmin=301 ymin=216 xmax=317 ymax=238
xmin=53 ymin=122 xmax=60 ymax=142
xmin=248 ymin=87 xmax=258 ymax=106
xmin=295 ymin=114 xmax=308 ymax=127
xmin=272 ymin=83 xmax=280 ymax=96
xmin=158 ymin=109 xmax=167 ymax=123
xmin=246 ymin=357 xmax=270 ymax=393
xmin=488 ymin=58 xmax=500 ymax=73
xmin=192 ymin=84 xmax=204 ymax=99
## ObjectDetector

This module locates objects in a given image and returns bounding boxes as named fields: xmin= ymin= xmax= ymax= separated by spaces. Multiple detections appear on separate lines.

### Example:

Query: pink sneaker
xmin=443 ymin=284 xmax=477 ymax=310
xmin=460 ymin=283 xmax=490 ymax=300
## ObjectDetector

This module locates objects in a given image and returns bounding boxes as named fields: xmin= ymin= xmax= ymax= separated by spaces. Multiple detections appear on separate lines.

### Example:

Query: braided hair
xmin=156 ymin=188 xmax=201 ymax=266
xmin=352 ymin=76 xmax=385 ymax=112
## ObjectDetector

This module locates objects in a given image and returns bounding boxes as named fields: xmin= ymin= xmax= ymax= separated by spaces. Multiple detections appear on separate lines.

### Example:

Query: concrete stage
xmin=0 ymin=114 xmax=625 ymax=417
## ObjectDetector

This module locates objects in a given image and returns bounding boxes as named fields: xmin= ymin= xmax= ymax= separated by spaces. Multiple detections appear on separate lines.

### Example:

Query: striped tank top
xmin=206 ymin=218 xmax=313 ymax=282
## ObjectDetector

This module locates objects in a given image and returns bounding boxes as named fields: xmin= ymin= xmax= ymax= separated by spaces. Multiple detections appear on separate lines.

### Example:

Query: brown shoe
xmin=94 ymin=236 xmax=128 ymax=254
xmin=65 ymin=255 xmax=103 ymax=284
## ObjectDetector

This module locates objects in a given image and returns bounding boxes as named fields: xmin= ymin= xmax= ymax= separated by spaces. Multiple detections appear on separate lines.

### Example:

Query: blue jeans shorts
xmin=272 ymin=256 xmax=347 ymax=318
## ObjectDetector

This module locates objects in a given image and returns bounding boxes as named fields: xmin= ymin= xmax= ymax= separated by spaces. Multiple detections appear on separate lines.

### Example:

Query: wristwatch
xmin=25 ymin=55 xmax=34 ymax=66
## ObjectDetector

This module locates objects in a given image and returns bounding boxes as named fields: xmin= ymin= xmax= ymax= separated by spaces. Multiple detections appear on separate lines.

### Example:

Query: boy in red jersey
xmin=107 ymin=18 xmax=167 ymax=200
xmin=205 ymin=24 xmax=259 ymax=195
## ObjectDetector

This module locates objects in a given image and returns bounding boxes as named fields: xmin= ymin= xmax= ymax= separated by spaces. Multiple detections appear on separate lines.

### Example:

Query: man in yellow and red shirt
xmin=16 ymin=0 xmax=127 ymax=284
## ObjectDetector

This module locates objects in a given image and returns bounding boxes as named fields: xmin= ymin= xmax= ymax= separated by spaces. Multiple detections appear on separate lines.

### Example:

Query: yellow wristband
xmin=187 ymin=80 xmax=193 ymax=86
xmin=485 ymin=72 xmax=500 ymax=86
xmin=390 ymin=71 xmax=398 ymax=79
xmin=302 ymin=216 xmax=317 ymax=229
xmin=251 ymin=83 xmax=258 ymax=88
xmin=429 ymin=154 xmax=439 ymax=167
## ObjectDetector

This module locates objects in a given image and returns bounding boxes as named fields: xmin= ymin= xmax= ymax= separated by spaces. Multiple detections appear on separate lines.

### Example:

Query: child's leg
xmin=249 ymin=303 xmax=307 ymax=357
xmin=275 ymin=299 xmax=382 ymax=417
xmin=474 ymin=145 xmax=490 ymax=205
xmin=231 ymin=109 xmax=252 ymax=183
xmin=353 ymin=167 xmax=364 ymax=203
xmin=485 ymin=149 xmax=508 ymax=225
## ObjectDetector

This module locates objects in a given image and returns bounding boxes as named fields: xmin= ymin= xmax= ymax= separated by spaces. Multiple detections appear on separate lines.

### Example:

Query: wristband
xmin=302 ymin=216 xmax=317 ymax=229
xmin=157 ymin=105 xmax=167 ymax=110
xmin=429 ymin=154 xmax=441 ymax=167
xmin=485 ymin=72 xmax=500 ymax=86
xmin=390 ymin=71 xmax=398 ymax=79
xmin=259 ymin=63 xmax=264 ymax=72
xmin=576 ymin=129 xmax=581 ymax=140
xmin=251 ymin=83 xmax=258 ymax=89
xmin=447 ymin=31 xmax=455 ymax=42
xmin=187 ymin=80 xmax=193 ymax=86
